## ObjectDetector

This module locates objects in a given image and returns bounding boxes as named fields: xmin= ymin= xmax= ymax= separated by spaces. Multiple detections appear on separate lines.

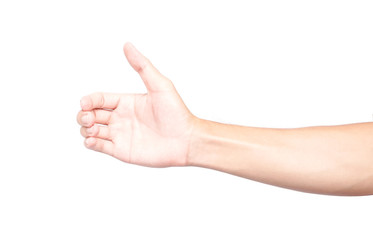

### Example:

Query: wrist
xmin=185 ymin=117 xmax=209 ymax=167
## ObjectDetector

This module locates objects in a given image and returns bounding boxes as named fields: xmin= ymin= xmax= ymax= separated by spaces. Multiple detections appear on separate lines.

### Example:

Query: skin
xmin=77 ymin=42 xmax=373 ymax=196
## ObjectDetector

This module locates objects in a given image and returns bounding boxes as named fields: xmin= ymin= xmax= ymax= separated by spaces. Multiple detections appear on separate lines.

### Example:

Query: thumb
xmin=123 ymin=42 xmax=173 ymax=93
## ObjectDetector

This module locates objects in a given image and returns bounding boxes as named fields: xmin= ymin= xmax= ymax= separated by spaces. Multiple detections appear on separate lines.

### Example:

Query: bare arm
xmin=77 ymin=43 xmax=373 ymax=196
xmin=188 ymin=119 xmax=373 ymax=196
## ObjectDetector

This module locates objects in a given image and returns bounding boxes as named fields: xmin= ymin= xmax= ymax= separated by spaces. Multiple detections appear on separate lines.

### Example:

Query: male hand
xmin=77 ymin=43 xmax=196 ymax=167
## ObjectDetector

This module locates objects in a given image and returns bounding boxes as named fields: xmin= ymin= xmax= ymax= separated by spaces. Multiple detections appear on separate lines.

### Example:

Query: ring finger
xmin=80 ymin=124 xmax=111 ymax=140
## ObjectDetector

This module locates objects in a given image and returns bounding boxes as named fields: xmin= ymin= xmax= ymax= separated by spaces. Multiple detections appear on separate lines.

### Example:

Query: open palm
xmin=77 ymin=43 xmax=196 ymax=167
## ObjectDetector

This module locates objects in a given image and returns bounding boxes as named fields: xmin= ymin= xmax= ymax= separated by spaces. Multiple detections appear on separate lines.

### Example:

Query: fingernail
xmin=86 ymin=126 xmax=94 ymax=136
xmin=82 ymin=114 xmax=89 ymax=125
xmin=86 ymin=127 xmax=92 ymax=135
xmin=85 ymin=137 xmax=95 ymax=147
xmin=80 ymin=97 xmax=91 ymax=110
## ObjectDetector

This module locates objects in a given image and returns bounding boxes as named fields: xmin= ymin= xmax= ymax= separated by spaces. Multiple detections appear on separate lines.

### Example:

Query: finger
xmin=93 ymin=109 xmax=112 ymax=125
xmin=77 ymin=110 xmax=94 ymax=127
xmin=123 ymin=42 xmax=174 ymax=93
xmin=80 ymin=92 xmax=121 ymax=111
xmin=77 ymin=109 xmax=112 ymax=127
xmin=84 ymin=137 xmax=114 ymax=156
xmin=80 ymin=125 xmax=111 ymax=140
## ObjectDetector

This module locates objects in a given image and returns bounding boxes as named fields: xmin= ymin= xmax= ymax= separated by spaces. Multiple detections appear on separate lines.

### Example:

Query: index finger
xmin=80 ymin=92 xmax=121 ymax=110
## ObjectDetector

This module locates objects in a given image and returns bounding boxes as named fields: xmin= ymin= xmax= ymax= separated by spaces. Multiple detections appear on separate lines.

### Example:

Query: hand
xmin=77 ymin=43 xmax=197 ymax=167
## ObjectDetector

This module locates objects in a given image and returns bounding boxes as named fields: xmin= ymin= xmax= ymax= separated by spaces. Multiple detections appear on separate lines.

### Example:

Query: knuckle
xmin=89 ymin=125 xmax=98 ymax=137
xmin=95 ymin=125 xmax=100 ymax=137
xmin=90 ymin=92 xmax=105 ymax=108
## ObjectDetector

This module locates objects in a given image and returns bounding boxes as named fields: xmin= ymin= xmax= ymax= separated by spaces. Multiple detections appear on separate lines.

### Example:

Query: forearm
xmin=188 ymin=119 xmax=373 ymax=196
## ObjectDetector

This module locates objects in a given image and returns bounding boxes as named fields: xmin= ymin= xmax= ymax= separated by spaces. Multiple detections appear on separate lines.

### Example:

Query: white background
xmin=1 ymin=0 xmax=373 ymax=239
